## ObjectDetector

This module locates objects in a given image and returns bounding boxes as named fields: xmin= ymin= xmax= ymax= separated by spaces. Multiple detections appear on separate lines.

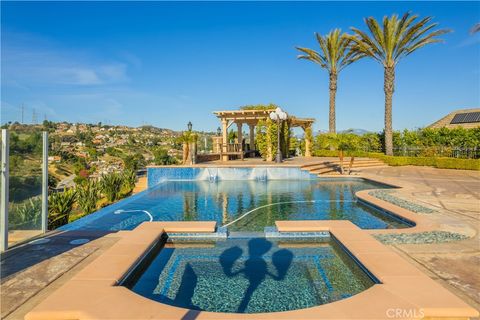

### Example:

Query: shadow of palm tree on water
xmin=219 ymin=238 xmax=294 ymax=313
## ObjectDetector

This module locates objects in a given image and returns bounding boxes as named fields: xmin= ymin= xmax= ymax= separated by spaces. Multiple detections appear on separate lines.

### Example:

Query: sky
xmin=1 ymin=1 xmax=479 ymax=132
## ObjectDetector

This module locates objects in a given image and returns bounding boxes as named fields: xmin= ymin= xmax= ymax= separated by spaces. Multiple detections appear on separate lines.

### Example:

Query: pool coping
xmin=309 ymin=174 xmax=441 ymax=234
xmin=25 ymin=221 xmax=478 ymax=320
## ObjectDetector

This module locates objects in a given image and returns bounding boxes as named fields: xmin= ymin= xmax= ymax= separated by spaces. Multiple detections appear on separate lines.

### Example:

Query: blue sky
xmin=1 ymin=1 xmax=479 ymax=132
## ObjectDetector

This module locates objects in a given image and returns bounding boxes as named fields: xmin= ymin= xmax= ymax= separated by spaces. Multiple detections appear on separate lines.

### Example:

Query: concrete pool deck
xmin=22 ymin=221 xmax=478 ymax=320
xmin=1 ymin=165 xmax=479 ymax=318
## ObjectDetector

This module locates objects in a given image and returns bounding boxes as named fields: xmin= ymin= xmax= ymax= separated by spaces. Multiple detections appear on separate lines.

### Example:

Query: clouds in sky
xmin=2 ymin=33 xmax=130 ymax=87
xmin=1 ymin=31 xmax=144 ymax=124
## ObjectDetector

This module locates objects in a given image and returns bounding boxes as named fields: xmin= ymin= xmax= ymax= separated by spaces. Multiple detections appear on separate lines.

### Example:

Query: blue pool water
xmin=124 ymin=237 xmax=376 ymax=313
xmin=62 ymin=178 xmax=410 ymax=231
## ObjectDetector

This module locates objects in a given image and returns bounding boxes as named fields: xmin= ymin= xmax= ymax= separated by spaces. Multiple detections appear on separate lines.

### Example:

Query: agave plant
xmin=48 ymin=189 xmax=77 ymax=229
xmin=76 ymin=180 xmax=100 ymax=214
xmin=101 ymin=172 xmax=123 ymax=203
xmin=296 ymin=29 xmax=363 ymax=134
xmin=122 ymin=169 xmax=137 ymax=194
xmin=9 ymin=197 xmax=42 ymax=229
xmin=348 ymin=12 xmax=450 ymax=155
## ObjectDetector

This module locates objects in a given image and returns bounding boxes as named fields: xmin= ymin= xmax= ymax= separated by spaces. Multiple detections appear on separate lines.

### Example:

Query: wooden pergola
xmin=212 ymin=108 xmax=315 ymax=161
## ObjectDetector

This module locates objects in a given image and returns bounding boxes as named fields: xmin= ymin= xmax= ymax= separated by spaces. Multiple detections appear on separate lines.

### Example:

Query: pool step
xmin=301 ymin=158 xmax=387 ymax=175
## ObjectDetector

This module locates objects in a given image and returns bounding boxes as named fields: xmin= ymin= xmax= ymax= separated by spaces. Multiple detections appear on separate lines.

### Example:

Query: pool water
xmin=124 ymin=237 xmax=376 ymax=313
xmin=62 ymin=179 xmax=409 ymax=231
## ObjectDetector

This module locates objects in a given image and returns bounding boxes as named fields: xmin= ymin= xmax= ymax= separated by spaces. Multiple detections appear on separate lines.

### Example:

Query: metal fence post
xmin=41 ymin=131 xmax=48 ymax=233
xmin=1 ymin=129 xmax=9 ymax=252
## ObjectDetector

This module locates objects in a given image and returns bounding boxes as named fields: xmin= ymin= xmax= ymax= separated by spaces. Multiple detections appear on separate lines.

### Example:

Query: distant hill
xmin=338 ymin=128 xmax=372 ymax=135
xmin=312 ymin=129 xmax=374 ymax=136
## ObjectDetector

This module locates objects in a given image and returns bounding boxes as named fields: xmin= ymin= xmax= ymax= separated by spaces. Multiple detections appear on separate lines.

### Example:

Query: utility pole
xmin=21 ymin=104 xmax=24 ymax=124
xmin=32 ymin=108 xmax=37 ymax=124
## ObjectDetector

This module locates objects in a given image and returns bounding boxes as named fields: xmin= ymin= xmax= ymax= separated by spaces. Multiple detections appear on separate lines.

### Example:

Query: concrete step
xmin=308 ymin=161 xmax=384 ymax=171
xmin=133 ymin=176 xmax=147 ymax=194
xmin=301 ymin=157 xmax=387 ymax=176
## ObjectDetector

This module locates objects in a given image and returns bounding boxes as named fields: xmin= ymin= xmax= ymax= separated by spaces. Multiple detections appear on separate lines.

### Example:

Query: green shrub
xmin=313 ymin=149 xmax=370 ymax=157
xmin=313 ymin=128 xmax=480 ymax=157
xmin=255 ymin=118 xmax=290 ymax=160
xmin=100 ymin=173 xmax=123 ymax=203
xmin=9 ymin=197 xmax=42 ymax=229
xmin=48 ymin=189 xmax=77 ymax=229
xmin=153 ymin=148 xmax=177 ymax=165
xmin=369 ymin=154 xmax=480 ymax=170
xmin=122 ymin=169 xmax=137 ymax=194
xmin=312 ymin=151 xmax=479 ymax=170
xmin=76 ymin=180 xmax=100 ymax=214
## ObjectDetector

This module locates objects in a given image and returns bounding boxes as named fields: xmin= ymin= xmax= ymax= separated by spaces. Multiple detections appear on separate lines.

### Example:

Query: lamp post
xmin=187 ymin=121 xmax=192 ymax=131
xmin=269 ymin=107 xmax=288 ymax=163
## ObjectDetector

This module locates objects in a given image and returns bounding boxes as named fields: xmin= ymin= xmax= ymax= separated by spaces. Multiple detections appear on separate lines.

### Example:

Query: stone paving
xmin=1 ymin=231 xmax=119 ymax=320
xmin=363 ymin=166 xmax=480 ymax=310
xmin=0 ymin=164 xmax=479 ymax=319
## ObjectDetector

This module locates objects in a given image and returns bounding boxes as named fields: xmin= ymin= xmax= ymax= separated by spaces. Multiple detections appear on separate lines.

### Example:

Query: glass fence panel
xmin=8 ymin=128 xmax=43 ymax=246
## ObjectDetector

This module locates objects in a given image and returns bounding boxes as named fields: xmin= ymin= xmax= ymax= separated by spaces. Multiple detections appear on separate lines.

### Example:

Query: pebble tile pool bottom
xmin=124 ymin=237 xmax=376 ymax=313
xmin=62 ymin=179 xmax=410 ymax=232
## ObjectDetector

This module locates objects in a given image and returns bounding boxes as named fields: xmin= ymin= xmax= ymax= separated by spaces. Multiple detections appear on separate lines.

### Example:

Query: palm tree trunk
xmin=348 ymin=156 xmax=355 ymax=175
xmin=329 ymin=72 xmax=337 ymax=134
xmin=384 ymin=66 xmax=395 ymax=156
xmin=338 ymin=150 xmax=344 ymax=174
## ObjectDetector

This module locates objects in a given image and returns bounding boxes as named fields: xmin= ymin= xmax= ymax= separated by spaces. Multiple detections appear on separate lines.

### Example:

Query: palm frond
xmin=349 ymin=12 xmax=451 ymax=67
xmin=296 ymin=29 xmax=363 ymax=74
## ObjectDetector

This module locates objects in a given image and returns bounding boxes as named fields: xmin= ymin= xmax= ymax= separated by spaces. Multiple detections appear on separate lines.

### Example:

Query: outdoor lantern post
xmin=269 ymin=107 xmax=288 ymax=163
xmin=187 ymin=121 xmax=192 ymax=131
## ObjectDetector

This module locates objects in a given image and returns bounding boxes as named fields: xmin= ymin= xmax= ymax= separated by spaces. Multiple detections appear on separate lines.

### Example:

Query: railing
xmin=393 ymin=147 xmax=479 ymax=159
xmin=0 ymin=129 xmax=49 ymax=252
xmin=318 ymin=146 xmax=479 ymax=159
xmin=214 ymin=143 xmax=244 ymax=160
xmin=215 ymin=143 xmax=243 ymax=153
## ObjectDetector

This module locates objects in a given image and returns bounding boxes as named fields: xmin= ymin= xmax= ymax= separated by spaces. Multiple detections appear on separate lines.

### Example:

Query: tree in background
xmin=348 ymin=12 xmax=450 ymax=155
xmin=153 ymin=148 xmax=177 ymax=165
xmin=297 ymin=29 xmax=363 ymax=134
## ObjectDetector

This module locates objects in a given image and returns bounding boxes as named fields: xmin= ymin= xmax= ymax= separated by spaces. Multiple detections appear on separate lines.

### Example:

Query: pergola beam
xmin=213 ymin=108 xmax=315 ymax=161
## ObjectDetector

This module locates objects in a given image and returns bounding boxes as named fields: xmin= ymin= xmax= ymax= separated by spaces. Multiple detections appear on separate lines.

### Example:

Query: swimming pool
xmin=61 ymin=177 xmax=410 ymax=232
xmin=122 ymin=236 xmax=376 ymax=313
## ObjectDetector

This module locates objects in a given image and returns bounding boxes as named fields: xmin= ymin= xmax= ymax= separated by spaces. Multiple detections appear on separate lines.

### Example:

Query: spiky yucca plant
xmin=48 ymin=189 xmax=77 ymax=229
xmin=348 ymin=12 xmax=450 ymax=155
xmin=122 ymin=169 xmax=137 ymax=194
xmin=101 ymin=173 xmax=123 ymax=203
xmin=77 ymin=180 xmax=100 ymax=214
xmin=296 ymin=29 xmax=363 ymax=134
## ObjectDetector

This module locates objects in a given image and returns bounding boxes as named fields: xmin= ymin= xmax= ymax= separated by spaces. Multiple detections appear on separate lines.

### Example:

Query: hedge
xmin=313 ymin=150 xmax=370 ymax=157
xmin=312 ymin=150 xmax=480 ymax=170
xmin=370 ymin=154 xmax=480 ymax=170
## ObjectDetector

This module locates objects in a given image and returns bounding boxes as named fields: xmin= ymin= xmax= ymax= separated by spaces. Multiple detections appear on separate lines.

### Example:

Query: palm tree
xmin=348 ymin=12 xmax=450 ymax=155
xmin=296 ymin=29 xmax=363 ymax=134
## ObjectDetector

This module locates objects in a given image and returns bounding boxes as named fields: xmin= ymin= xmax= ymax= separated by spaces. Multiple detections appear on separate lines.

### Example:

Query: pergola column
xmin=221 ymin=118 xmax=228 ymax=161
xmin=237 ymin=122 xmax=243 ymax=160
xmin=237 ymin=122 xmax=243 ymax=146
xmin=249 ymin=124 xmax=255 ymax=151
